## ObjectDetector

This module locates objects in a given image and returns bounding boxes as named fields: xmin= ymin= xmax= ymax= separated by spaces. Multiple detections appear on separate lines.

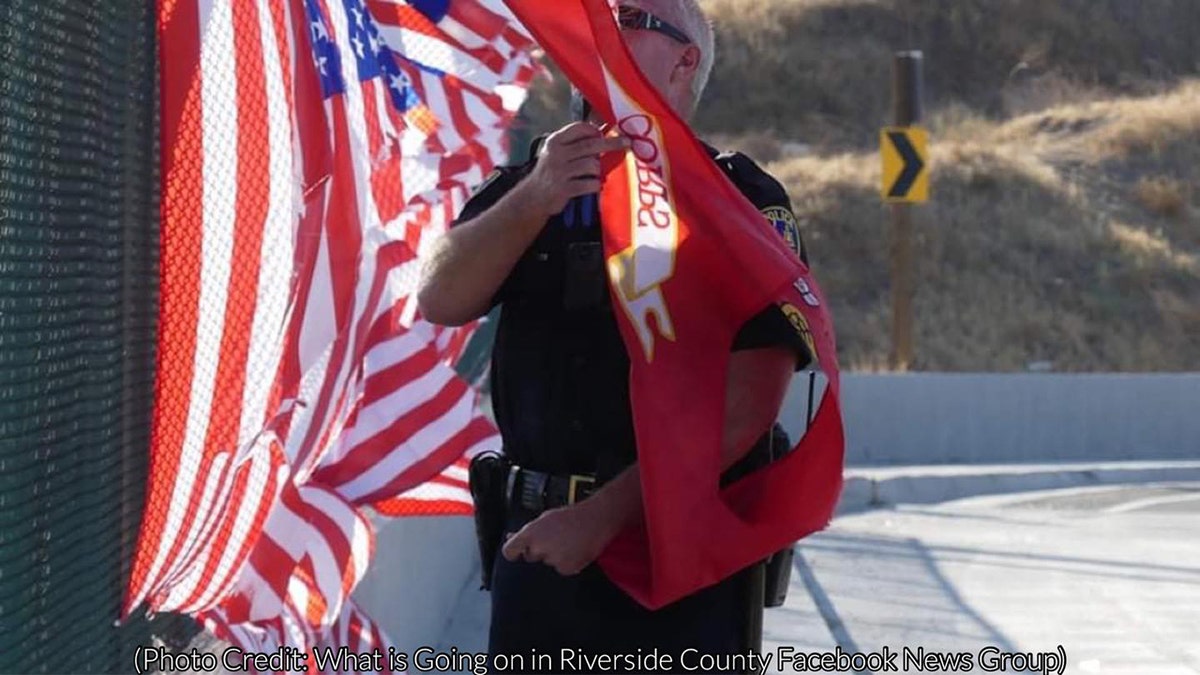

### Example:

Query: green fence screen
xmin=0 ymin=1 xmax=195 ymax=672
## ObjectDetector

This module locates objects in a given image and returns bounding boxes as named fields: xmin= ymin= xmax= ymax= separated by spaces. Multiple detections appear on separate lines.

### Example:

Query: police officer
xmin=418 ymin=0 xmax=811 ymax=670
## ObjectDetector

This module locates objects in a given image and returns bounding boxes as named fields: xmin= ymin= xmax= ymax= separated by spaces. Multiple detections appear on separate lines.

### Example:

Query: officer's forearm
xmin=583 ymin=347 xmax=795 ymax=539
xmin=417 ymin=179 xmax=548 ymax=326
xmin=721 ymin=347 xmax=795 ymax=468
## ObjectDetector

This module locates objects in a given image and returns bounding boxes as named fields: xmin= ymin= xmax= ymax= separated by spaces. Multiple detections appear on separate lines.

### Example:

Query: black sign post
xmin=890 ymin=51 xmax=924 ymax=371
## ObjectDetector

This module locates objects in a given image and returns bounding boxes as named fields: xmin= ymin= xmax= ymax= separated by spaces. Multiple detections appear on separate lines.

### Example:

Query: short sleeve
xmin=718 ymin=151 xmax=813 ymax=368
xmin=453 ymin=135 xmax=543 ymax=228
xmin=448 ymin=164 xmax=530 ymax=309
xmin=452 ymin=165 xmax=525 ymax=228
xmin=732 ymin=305 xmax=814 ymax=370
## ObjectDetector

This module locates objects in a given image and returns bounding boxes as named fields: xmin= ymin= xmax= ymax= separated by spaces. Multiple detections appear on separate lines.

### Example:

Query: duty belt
xmin=506 ymin=465 xmax=598 ymax=512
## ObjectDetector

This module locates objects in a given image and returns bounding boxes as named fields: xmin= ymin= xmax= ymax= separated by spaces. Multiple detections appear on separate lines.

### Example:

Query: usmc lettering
xmin=608 ymin=108 xmax=679 ymax=362
xmin=619 ymin=113 xmax=660 ymax=163
xmin=635 ymin=164 xmax=671 ymax=229
xmin=621 ymin=114 xmax=673 ymax=231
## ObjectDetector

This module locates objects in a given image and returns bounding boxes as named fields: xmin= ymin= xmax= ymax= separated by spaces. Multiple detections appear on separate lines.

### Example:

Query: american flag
xmin=123 ymin=0 xmax=535 ymax=666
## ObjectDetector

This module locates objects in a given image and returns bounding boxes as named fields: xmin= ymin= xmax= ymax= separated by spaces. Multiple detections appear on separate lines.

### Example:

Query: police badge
xmin=762 ymin=206 xmax=803 ymax=259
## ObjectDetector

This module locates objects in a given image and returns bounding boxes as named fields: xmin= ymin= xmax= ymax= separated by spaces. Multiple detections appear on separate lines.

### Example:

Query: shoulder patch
xmin=471 ymin=168 xmax=504 ymax=197
xmin=763 ymin=205 xmax=803 ymax=258
xmin=780 ymin=302 xmax=818 ymax=360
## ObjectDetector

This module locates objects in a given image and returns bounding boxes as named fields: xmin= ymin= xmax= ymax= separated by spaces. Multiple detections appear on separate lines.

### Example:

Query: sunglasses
xmin=617 ymin=5 xmax=693 ymax=45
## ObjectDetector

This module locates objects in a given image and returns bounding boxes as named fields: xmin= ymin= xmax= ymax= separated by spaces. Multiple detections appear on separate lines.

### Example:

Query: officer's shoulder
xmin=708 ymin=145 xmax=808 ymax=263
xmin=481 ymin=134 xmax=545 ymax=179
xmin=458 ymin=143 xmax=539 ymax=224
xmin=709 ymin=148 xmax=791 ymax=208
xmin=467 ymin=140 xmax=539 ymax=202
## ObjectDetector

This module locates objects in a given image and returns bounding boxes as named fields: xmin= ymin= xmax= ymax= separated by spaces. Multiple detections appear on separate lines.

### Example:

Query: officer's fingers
xmin=500 ymin=542 xmax=518 ymax=562
xmin=538 ymin=548 xmax=570 ymax=575
xmin=540 ymin=126 xmax=595 ymax=159
xmin=549 ymin=122 xmax=601 ymax=147
xmin=501 ymin=530 xmax=529 ymax=561
xmin=567 ymin=135 xmax=630 ymax=158
xmin=522 ymin=542 xmax=549 ymax=563
xmin=556 ymin=559 xmax=584 ymax=576
xmin=599 ymin=134 xmax=633 ymax=153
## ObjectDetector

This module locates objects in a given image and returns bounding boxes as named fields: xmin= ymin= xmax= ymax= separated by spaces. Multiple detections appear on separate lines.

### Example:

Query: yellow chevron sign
xmin=881 ymin=126 xmax=929 ymax=203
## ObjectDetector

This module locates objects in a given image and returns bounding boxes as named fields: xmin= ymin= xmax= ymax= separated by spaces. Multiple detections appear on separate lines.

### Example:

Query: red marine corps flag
xmin=503 ymin=0 xmax=846 ymax=608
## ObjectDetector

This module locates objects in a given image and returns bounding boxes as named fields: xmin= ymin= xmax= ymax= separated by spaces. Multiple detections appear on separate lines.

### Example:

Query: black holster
xmin=762 ymin=545 xmax=795 ymax=608
xmin=468 ymin=451 xmax=510 ymax=591
xmin=726 ymin=423 xmax=799 ymax=610
xmin=762 ymin=423 xmax=796 ymax=609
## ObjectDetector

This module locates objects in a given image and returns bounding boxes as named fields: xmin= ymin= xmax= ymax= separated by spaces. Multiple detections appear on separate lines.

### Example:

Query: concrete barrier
xmin=357 ymin=373 xmax=1200 ymax=651
xmin=838 ymin=460 xmax=1200 ymax=513
xmin=780 ymin=373 xmax=1200 ymax=466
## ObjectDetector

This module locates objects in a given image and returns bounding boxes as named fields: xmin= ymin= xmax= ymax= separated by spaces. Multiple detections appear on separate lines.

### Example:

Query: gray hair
xmin=654 ymin=0 xmax=716 ymax=108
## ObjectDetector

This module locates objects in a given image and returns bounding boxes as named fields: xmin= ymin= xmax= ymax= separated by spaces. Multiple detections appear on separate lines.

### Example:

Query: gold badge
xmin=762 ymin=206 xmax=802 ymax=258
xmin=781 ymin=302 xmax=817 ymax=359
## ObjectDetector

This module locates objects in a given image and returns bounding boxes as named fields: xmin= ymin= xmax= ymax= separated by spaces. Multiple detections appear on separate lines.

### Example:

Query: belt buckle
xmin=567 ymin=474 xmax=596 ymax=504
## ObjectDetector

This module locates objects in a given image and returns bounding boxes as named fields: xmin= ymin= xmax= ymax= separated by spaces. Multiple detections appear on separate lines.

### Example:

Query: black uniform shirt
xmin=452 ymin=139 xmax=810 ymax=482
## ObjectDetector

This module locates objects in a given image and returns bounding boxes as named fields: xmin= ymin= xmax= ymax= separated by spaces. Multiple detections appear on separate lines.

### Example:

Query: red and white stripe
xmin=127 ymin=0 xmax=535 ymax=666
xmin=128 ymin=0 xmax=299 ymax=615
xmin=374 ymin=456 xmax=475 ymax=516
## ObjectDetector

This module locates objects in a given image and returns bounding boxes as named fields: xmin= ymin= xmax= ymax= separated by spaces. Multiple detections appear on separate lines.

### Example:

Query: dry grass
xmin=1133 ymin=178 xmax=1188 ymax=219
xmin=697 ymin=0 xmax=1200 ymax=146
xmin=993 ymin=83 xmax=1200 ymax=158
xmin=769 ymin=82 xmax=1200 ymax=372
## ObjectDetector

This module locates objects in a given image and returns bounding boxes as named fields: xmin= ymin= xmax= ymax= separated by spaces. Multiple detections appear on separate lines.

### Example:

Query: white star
xmin=310 ymin=19 xmax=328 ymax=42
xmin=351 ymin=34 xmax=365 ymax=59
xmin=389 ymin=73 xmax=409 ymax=92
xmin=351 ymin=7 xmax=363 ymax=27
xmin=368 ymin=32 xmax=381 ymax=54
xmin=317 ymin=55 xmax=328 ymax=76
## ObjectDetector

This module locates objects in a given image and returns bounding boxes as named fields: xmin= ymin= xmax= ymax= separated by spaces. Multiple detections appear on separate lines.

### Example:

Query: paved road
xmin=441 ymin=483 xmax=1200 ymax=675
xmin=770 ymin=483 xmax=1200 ymax=674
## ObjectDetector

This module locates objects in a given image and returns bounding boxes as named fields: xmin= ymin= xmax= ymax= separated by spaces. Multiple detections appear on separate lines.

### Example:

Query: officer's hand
xmin=501 ymin=501 xmax=615 ymax=576
xmin=518 ymin=122 xmax=630 ymax=220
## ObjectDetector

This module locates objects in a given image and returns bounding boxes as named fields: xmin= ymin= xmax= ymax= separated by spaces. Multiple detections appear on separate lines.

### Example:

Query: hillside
xmin=697 ymin=0 xmax=1200 ymax=147
xmin=515 ymin=0 xmax=1200 ymax=372
xmin=774 ymin=84 xmax=1199 ymax=371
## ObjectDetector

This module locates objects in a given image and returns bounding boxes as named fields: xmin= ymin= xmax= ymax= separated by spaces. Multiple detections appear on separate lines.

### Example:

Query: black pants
xmin=487 ymin=505 xmax=754 ymax=674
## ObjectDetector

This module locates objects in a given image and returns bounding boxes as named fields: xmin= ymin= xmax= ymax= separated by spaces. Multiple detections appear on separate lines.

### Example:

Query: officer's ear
xmin=672 ymin=43 xmax=701 ymax=86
